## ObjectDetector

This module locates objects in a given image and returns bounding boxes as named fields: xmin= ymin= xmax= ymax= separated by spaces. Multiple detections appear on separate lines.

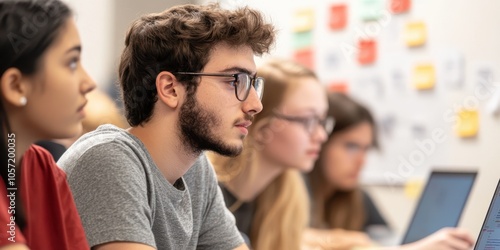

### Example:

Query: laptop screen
xmin=401 ymin=171 xmax=477 ymax=244
xmin=474 ymin=180 xmax=500 ymax=250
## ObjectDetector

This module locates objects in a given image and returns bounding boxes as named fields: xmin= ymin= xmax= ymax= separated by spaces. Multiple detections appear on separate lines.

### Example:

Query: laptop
xmin=474 ymin=179 xmax=500 ymax=250
xmin=400 ymin=170 xmax=477 ymax=244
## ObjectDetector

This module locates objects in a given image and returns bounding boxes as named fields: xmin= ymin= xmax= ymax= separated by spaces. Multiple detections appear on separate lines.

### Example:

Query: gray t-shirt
xmin=58 ymin=124 xmax=243 ymax=249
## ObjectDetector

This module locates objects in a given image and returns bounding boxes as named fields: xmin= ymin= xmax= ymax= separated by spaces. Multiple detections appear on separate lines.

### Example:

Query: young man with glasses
xmin=58 ymin=4 xmax=275 ymax=250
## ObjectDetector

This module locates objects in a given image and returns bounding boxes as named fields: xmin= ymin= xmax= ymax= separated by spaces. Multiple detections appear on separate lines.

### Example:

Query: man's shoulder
xmin=58 ymin=124 xmax=148 ymax=174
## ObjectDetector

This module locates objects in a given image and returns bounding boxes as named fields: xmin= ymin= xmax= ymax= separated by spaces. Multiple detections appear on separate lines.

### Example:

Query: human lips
xmin=235 ymin=121 xmax=252 ymax=128
xmin=77 ymin=101 xmax=87 ymax=117
xmin=235 ymin=121 xmax=252 ymax=135
xmin=306 ymin=148 xmax=321 ymax=157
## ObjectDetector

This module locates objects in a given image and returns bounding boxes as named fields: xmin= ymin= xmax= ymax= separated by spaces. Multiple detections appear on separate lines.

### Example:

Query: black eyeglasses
xmin=273 ymin=112 xmax=335 ymax=135
xmin=174 ymin=72 xmax=264 ymax=102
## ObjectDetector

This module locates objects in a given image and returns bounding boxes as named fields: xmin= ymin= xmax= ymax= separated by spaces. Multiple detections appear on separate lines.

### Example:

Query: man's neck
xmin=128 ymin=120 xmax=199 ymax=185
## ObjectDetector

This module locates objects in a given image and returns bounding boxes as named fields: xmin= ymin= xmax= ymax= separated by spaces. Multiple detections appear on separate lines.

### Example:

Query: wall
xmin=65 ymin=0 xmax=193 ymax=88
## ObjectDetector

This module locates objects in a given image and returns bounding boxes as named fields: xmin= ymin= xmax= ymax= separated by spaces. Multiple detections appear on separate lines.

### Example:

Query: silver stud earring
xmin=19 ymin=96 xmax=27 ymax=106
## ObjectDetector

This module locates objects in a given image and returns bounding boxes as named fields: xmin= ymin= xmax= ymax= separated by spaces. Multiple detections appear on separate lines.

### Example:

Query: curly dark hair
xmin=118 ymin=3 xmax=276 ymax=126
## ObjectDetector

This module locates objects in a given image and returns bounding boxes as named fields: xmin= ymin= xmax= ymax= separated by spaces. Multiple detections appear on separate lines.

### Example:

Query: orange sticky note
xmin=293 ymin=49 xmax=314 ymax=70
xmin=390 ymin=0 xmax=411 ymax=14
xmin=329 ymin=4 xmax=347 ymax=30
xmin=456 ymin=109 xmax=479 ymax=138
xmin=293 ymin=9 xmax=315 ymax=33
xmin=404 ymin=21 xmax=426 ymax=47
xmin=358 ymin=39 xmax=377 ymax=65
xmin=327 ymin=81 xmax=349 ymax=93
xmin=413 ymin=64 xmax=435 ymax=90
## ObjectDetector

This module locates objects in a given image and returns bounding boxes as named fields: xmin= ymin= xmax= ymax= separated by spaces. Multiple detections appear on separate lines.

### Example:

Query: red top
xmin=0 ymin=145 xmax=89 ymax=249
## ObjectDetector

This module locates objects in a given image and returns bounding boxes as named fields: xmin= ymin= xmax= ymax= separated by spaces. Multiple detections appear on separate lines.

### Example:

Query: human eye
xmin=220 ymin=75 xmax=237 ymax=87
xmin=344 ymin=142 xmax=361 ymax=153
xmin=68 ymin=56 xmax=79 ymax=71
xmin=301 ymin=117 xmax=317 ymax=131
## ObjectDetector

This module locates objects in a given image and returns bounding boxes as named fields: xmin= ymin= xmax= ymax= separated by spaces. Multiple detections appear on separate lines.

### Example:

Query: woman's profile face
xmin=321 ymin=121 xmax=374 ymax=190
xmin=18 ymin=19 xmax=95 ymax=139
xmin=259 ymin=76 xmax=329 ymax=172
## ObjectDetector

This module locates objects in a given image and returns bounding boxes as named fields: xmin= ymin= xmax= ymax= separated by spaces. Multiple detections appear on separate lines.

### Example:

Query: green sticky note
xmin=360 ymin=0 xmax=385 ymax=21
xmin=292 ymin=31 xmax=313 ymax=50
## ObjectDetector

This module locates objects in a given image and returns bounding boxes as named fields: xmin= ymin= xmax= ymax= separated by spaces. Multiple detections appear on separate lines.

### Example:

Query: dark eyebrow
xmin=218 ymin=67 xmax=255 ymax=76
xmin=65 ymin=45 xmax=81 ymax=54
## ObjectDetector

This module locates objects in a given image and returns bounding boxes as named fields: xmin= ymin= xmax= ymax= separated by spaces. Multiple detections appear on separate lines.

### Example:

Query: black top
xmin=219 ymin=183 xmax=254 ymax=246
xmin=220 ymin=180 xmax=388 ymax=248
xmin=362 ymin=191 xmax=388 ymax=230
xmin=35 ymin=140 xmax=67 ymax=162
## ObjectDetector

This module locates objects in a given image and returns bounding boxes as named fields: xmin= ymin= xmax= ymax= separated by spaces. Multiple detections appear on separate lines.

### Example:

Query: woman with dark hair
xmin=307 ymin=92 xmax=475 ymax=250
xmin=309 ymin=92 xmax=383 ymax=232
xmin=0 ymin=0 xmax=95 ymax=248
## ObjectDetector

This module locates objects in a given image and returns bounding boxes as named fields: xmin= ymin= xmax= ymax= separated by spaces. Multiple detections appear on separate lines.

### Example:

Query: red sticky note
xmin=358 ymin=39 xmax=377 ymax=65
xmin=293 ymin=49 xmax=314 ymax=70
xmin=390 ymin=0 xmax=411 ymax=14
xmin=327 ymin=81 xmax=349 ymax=93
xmin=329 ymin=4 xmax=347 ymax=30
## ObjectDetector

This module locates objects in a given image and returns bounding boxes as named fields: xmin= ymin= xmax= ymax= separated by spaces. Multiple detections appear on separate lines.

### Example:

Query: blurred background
xmin=65 ymin=0 xmax=500 ymax=240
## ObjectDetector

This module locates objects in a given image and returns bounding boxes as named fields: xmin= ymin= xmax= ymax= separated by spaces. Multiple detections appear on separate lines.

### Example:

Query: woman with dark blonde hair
xmin=210 ymin=59 xmax=333 ymax=250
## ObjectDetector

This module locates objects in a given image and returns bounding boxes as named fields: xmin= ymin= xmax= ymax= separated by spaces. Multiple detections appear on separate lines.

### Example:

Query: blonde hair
xmin=211 ymin=59 xmax=317 ymax=249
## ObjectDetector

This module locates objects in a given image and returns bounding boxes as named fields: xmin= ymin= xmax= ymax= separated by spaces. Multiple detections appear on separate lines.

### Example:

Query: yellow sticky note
xmin=456 ymin=109 xmax=479 ymax=138
xmin=293 ymin=9 xmax=315 ymax=33
xmin=413 ymin=64 xmax=435 ymax=90
xmin=404 ymin=178 xmax=424 ymax=200
xmin=404 ymin=21 xmax=426 ymax=47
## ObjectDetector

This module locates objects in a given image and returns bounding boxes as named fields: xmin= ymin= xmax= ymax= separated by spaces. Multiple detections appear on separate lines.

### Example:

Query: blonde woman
xmin=210 ymin=59 xmax=333 ymax=249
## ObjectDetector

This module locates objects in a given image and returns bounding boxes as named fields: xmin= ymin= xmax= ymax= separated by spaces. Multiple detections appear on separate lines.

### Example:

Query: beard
xmin=178 ymin=91 xmax=243 ymax=157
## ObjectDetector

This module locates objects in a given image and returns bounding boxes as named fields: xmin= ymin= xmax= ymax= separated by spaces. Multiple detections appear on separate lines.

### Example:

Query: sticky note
xmin=390 ymin=0 xmax=411 ymax=14
xmin=360 ymin=0 xmax=385 ymax=21
xmin=327 ymin=81 xmax=349 ymax=93
xmin=456 ymin=109 xmax=479 ymax=138
xmin=358 ymin=39 xmax=377 ymax=65
xmin=329 ymin=4 xmax=347 ymax=30
xmin=293 ymin=9 xmax=315 ymax=33
xmin=412 ymin=64 xmax=435 ymax=90
xmin=293 ymin=49 xmax=314 ymax=70
xmin=404 ymin=21 xmax=426 ymax=47
xmin=292 ymin=31 xmax=313 ymax=49
xmin=404 ymin=178 xmax=424 ymax=199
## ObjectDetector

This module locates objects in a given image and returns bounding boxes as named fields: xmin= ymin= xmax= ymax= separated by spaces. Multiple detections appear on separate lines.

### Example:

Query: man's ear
xmin=156 ymin=71 xmax=185 ymax=109
xmin=1 ymin=68 xmax=30 ymax=107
